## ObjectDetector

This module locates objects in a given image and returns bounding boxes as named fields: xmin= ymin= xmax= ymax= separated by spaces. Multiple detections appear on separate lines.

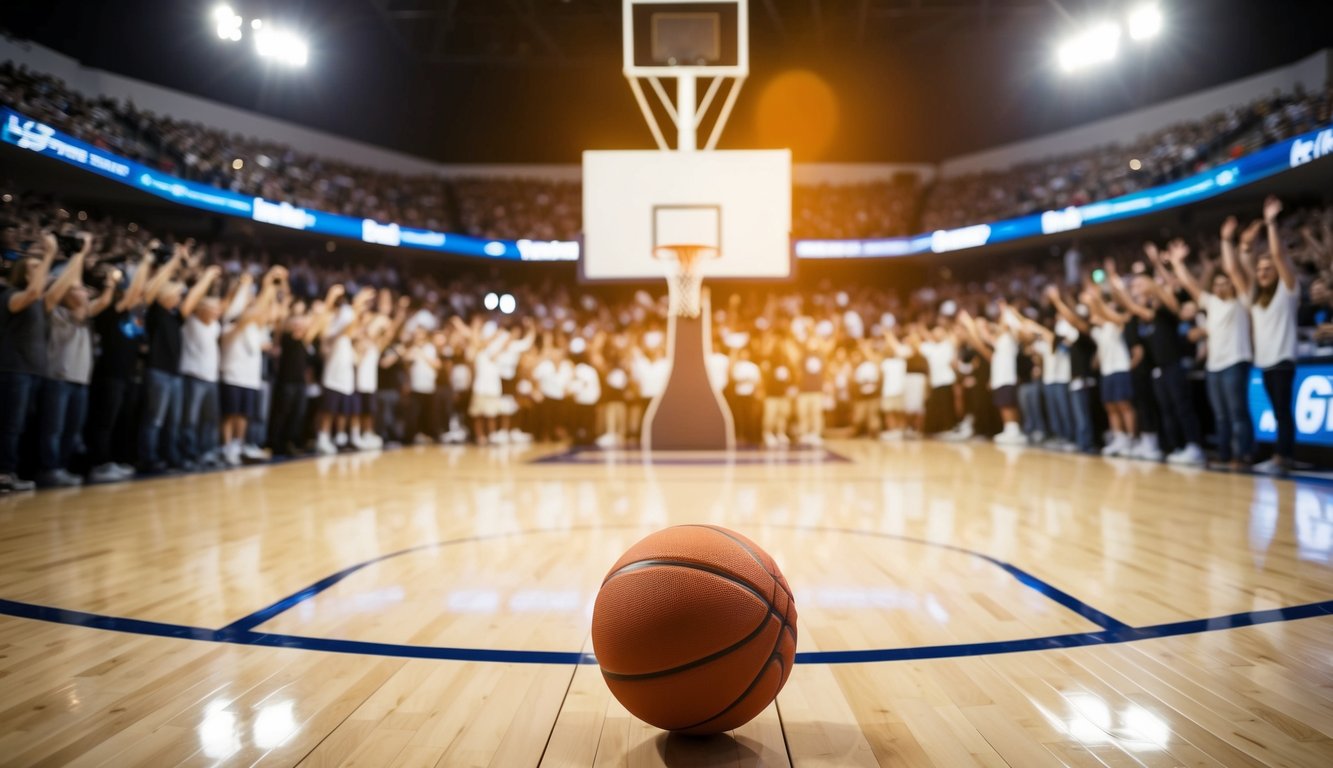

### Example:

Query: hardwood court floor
xmin=0 ymin=441 xmax=1331 ymax=767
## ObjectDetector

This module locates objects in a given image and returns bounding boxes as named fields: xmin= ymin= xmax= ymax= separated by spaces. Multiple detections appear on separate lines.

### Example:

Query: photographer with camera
xmin=38 ymin=233 xmax=118 ymax=487
xmin=136 ymin=243 xmax=190 ymax=474
xmin=0 ymin=232 xmax=59 ymax=493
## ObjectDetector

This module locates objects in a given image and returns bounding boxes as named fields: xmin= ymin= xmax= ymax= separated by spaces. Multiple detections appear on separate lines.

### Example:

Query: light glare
xmin=483 ymin=292 xmax=499 ymax=311
xmin=499 ymin=294 xmax=517 ymax=315
xmin=1058 ymin=21 xmax=1121 ymax=74
xmin=1127 ymin=4 xmax=1163 ymax=41
xmin=254 ymin=27 xmax=309 ymax=67
xmin=214 ymin=6 xmax=243 ymax=42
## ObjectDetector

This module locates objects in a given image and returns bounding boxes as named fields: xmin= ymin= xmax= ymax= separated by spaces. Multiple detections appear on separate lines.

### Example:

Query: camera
xmin=55 ymin=233 xmax=85 ymax=257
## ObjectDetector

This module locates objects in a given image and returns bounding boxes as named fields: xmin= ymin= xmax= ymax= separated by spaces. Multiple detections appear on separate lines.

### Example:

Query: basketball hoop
xmin=653 ymin=243 xmax=718 ymax=318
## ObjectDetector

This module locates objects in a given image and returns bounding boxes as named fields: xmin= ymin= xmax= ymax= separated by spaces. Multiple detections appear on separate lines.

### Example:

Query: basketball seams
xmin=599 ymin=610 xmax=779 ymax=681
xmin=686 ymin=524 xmax=797 ymax=610
xmin=684 ymin=524 xmax=799 ymax=656
xmin=674 ymin=651 xmax=783 ymax=733
xmin=602 ymin=559 xmax=777 ymax=614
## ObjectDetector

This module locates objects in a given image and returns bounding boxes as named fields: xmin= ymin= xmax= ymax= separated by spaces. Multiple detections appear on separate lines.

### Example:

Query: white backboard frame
xmin=623 ymin=0 xmax=749 ymax=79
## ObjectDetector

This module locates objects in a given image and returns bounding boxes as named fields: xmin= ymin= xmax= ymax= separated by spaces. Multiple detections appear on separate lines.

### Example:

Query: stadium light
xmin=1127 ymin=4 xmax=1163 ymax=41
xmin=499 ymin=294 xmax=517 ymax=315
xmin=484 ymin=292 xmax=499 ymax=311
xmin=254 ymin=26 xmax=309 ymax=67
xmin=214 ymin=5 xmax=243 ymax=42
xmin=1057 ymin=21 xmax=1121 ymax=74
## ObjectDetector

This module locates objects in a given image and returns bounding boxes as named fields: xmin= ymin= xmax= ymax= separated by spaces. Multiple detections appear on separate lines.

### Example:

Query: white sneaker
xmin=1166 ymin=444 xmax=1205 ymax=466
xmin=412 ymin=434 xmax=434 ymax=446
xmin=316 ymin=434 xmax=337 ymax=455
xmin=90 ymin=463 xmax=127 ymax=484
xmin=1101 ymin=433 xmax=1125 ymax=457
xmin=1251 ymin=458 xmax=1288 ymax=475
xmin=994 ymin=424 xmax=1027 ymax=446
xmin=879 ymin=429 xmax=904 ymax=442
xmin=595 ymin=432 xmax=618 ymax=448
xmin=334 ymin=432 xmax=348 ymax=448
xmin=491 ymin=430 xmax=510 ymax=445
xmin=224 ymin=442 xmax=242 ymax=466
xmin=806 ymin=434 xmax=824 ymax=446
xmin=1133 ymin=435 xmax=1163 ymax=462
xmin=763 ymin=433 xmax=778 ymax=448
xmin=940 ymin=422 xmax=971 ymax=442
xmin=510 ymin=429 xmax=532 ymax=444
xmin=113 ymin=462 xmax=136 ymax=476
xmin=242 ymin=443 xmax=271 ymax=461
xmin=777 ymin=433 xmax=791 ymax=445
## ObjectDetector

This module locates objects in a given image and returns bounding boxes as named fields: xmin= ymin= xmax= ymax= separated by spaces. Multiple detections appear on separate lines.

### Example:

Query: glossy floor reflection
xmin=0 ymin=441 xmax=1330 ymax=766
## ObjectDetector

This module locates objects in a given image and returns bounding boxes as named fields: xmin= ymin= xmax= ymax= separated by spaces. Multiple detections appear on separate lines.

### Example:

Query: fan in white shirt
xmin=219 ymin=266 xmax=285 ymax=465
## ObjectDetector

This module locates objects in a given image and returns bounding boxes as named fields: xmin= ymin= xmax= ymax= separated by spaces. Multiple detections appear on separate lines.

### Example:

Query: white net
xmin=665 ymin=261 xmax=705 ymax=318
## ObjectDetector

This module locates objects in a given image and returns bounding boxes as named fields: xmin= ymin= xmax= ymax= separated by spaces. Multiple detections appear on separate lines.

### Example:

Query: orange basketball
xmin=591 ymin=525 xmax=798 ymax=735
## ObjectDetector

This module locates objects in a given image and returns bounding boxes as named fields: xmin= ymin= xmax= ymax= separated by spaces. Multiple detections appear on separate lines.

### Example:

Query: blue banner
xmin=796 ymin=122 xmax=1333 ymax=259
xmin=1250 ymin=363 xmax=1333 ymax=447
xmin=0 ymin=108 xmax=579 ymax=262
xmin=6 ymin=106 xmax=1333 ymax=263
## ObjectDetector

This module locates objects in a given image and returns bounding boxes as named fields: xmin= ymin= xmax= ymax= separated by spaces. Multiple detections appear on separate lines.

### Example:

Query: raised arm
xmin=1264 ymin=195 xmax=1297 ymax=292
xmin=1164 ymin=239 xmax=1204 ymax=304
xmin=1020 ymin=315 xmax=1055 ymax=344
xmin=116 ymin=251 xmax=154 ymax=313
xmin=1084 ymin=277 xmax=1130 ymax=326
xmin=8 ymin=233 xmax=57 ymax=313
xmin=44 ymin=236 xmax=91 ymax=311
xmin=180 ymin=265 xmax=222 ymax=319
xmin=89 ymin=267 xmax=120 ymax=316
xmin=1045 ymin=285 xmax=1089 ymax=334
xmin=1233 ymin=219 xmax=1264 ymax=296
xmin=143 ymin=245 xmax=184 ymax=306
xmin=956 ymin=311 xmax=992 ymax=360
xmin=1143 ymin=242 xmax=1182 ymax=314
xmin=1102 ymin=257 xmax=1154 ymax=321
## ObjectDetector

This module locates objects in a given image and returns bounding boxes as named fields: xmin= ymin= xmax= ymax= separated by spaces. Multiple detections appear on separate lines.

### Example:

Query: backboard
xmin=581 ymin=149 xmax=792 ymax=281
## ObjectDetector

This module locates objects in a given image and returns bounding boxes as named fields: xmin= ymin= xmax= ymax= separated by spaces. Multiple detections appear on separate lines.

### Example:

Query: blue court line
xmin=793 ymin=599 xmax=1333 ymax=664
xmin=2 ymin=596 xmax=1329 ymax=666
xmin=221 ymin=525 xmax=1127 ymax=635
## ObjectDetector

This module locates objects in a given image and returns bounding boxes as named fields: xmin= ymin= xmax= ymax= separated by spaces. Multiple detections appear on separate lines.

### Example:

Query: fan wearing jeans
xmin=1234 ymin=196 xmax=1300 ymax=475
xmin=1166 ymin=219 xmax=1254 ymax=470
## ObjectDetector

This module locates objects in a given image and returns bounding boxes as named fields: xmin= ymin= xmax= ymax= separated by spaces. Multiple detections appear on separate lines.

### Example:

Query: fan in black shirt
xmin=1103 ymin=247 xmax=1205 ymax=465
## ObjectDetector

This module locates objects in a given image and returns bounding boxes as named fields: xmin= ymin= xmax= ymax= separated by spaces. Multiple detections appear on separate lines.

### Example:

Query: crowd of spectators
xmin=920 ymin=86 xmax=1333 ymax=231
xmin=4 ymin=177 xmax=1333 ymax=492
xmin=10 ymin=59 xmax=1327 ymax=245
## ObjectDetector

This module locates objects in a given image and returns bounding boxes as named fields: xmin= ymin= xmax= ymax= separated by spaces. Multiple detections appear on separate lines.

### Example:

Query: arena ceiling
xmin=3 ymin=0 xmax=1331 ymax=164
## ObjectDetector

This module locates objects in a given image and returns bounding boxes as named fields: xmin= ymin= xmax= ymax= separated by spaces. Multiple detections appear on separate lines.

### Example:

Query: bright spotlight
xmin=483 ymin=292 xmax=499 ymax=311
xmin=1057 ymin=21 xmax=1121 ymax=74
xmin=499 ymin=294 xmax=517 ymax=315
xmin=251 ymin=18 xmax=264 ymax=30
xmin=1127 ymin=4 xmax=1163 ymax=41
xmin=254 ymin=27 xmax=309 ymax=67
xmin=214 ymin=5 xmax=243 ymax=42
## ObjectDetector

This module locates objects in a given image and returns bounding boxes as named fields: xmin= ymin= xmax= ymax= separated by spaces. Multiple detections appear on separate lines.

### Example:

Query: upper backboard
xmin=624 ymin=0 xmax=748 ymax=79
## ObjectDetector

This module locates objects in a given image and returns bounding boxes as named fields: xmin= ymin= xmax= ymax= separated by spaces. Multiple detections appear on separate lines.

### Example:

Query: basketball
xmin=591 ymin=525 xmax=798 ymax=735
